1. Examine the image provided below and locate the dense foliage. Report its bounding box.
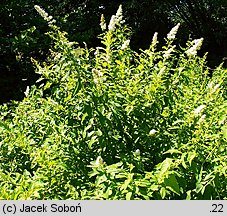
[0,0,97,103]
[0,5,226,200]
[1,0,227,103]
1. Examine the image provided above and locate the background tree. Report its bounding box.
[162,0,227,67]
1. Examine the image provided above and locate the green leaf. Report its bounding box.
[96,175,107,186]
[149,184,159,192]
[160,187,166,199]
[195,182,203,193]
[135,180,151,187]
[186,190,192,200]
[181,153,187,169]
[126,192,132,200]
[120,179,131,191]
[157,158,173,175]
[222,125,227,140]
[81,113,88,124]
[88,136,98,149]
[164,174,180,195]
[89,170,99,178]
[164,149,182,155]
[187,151,196,166]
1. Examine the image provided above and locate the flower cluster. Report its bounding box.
[151,32,158,47]
[92,68,105,85]
[108,5,124,31]
[100,14,106,31]
[198,114,206,124]
[194,104,206,116]
[24,86,30,97]
[115,4,123,23]
[167,23,180,40]
[135,149,140,156]
[208,81,214,89]
[121,39,130,50]
[211,83,220,94]
[95,156,104,166]
[149,129,157,136]
[163,45,176,59]
[158,66,166,76]
[185,38,204,56]
[34,5,56,25]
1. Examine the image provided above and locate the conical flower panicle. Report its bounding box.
[167,23,180,40]
[151,32,158,48]
[185,38,204,56]
[121,39,130,50]
[108,5,124,31]
[100,14,106,31]
[163,45,176,59]
[34,5,56,26]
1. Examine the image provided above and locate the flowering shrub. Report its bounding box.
[0,5,226,200]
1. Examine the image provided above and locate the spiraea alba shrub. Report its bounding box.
[0,5,226,200]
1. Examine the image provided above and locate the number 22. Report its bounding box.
[211,204,223,212]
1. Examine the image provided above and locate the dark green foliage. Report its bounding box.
[0,6,226,199]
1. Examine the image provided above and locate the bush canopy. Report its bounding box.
[0,5,226,200]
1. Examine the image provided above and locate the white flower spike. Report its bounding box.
[163,45,176,59]
[108,5,124,31]
[194,105,206,116]
[115,4,123,23]
[100,14,106,31]
[152,32,158,47]
[186,38,204,56]
[24,86,30,97]
[108,15,116,31]
[198,114,206,124]
[95,156,104,166]
[34,5,56,25]
[159,66,166,76]
[167,23,180,40]
[211,84,220,94]
[121,40,130,50]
